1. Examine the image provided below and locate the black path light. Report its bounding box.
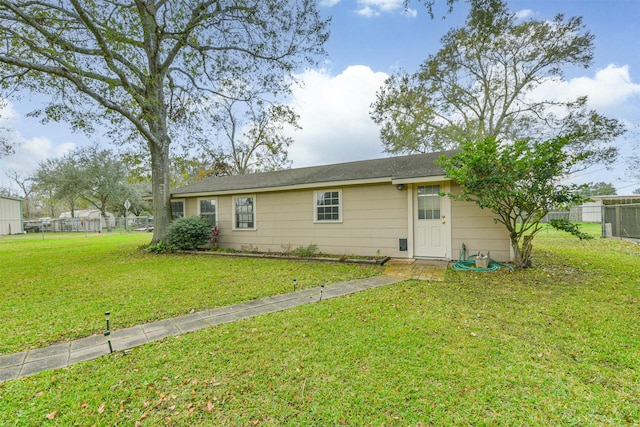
[104,311,113,354]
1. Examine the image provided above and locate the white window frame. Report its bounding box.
[170,198,185,220]
[314,189,342,223]
[198,197,218,226]
[417,185,441,220]
[232,195,256,230]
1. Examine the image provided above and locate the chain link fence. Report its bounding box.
[544,203,640,240]
[1,217,154,235]
[602,203,640,239]
[543,204,602,224]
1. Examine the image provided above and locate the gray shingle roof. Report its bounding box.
[172,150,456,195]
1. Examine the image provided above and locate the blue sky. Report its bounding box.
[2,0,639,194]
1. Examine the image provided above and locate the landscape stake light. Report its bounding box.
[104,311,113,354]
[293,279,297,291]
[320,285,324,301]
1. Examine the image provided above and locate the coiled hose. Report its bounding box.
[451,243,514,272]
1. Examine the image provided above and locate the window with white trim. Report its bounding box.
[199,198,217,226]
[315,190,341,222]
[171,200,184,220]
[417,185,441,220]
[234,196,255,229]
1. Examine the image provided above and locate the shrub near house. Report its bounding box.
[166,216,213,250]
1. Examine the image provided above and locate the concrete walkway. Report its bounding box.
[383,258,449,281]
[0,262,447,383]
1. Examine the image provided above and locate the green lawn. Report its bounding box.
[1,227,639,426]
[0,232,382,355]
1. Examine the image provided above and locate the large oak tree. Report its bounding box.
[0,0,328,242]
[371,0,624,165]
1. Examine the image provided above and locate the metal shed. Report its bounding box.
[0,195,23,235]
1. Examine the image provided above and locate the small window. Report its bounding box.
[417,185,441,220]
[234,196,255,229]
[199,199,217,226]
[171,200,184,220]
[315,190,341,222]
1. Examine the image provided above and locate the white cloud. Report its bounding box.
[1,136,75,176]
[0,100,19,122]
[532,64,640,115]
[356,6,379,17]
[355,0,413,17]
[0,100,77,189]
[528,65,640,193]
[319,0,341,6]
[514,9,534,20]
[286,65,389,167]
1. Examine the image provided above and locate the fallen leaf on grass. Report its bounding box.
[205,400,214,412]
[80,402,89,409]
[46,410,58,420]
[98,402,106,414]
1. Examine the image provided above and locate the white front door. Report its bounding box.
[414,183,450,258]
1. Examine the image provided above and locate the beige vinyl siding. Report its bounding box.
[182,180,512,261]
[184,197,198,219]
[184,183,409,257]
[449,184,512,262]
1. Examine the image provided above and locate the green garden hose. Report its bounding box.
[452,243,514,272]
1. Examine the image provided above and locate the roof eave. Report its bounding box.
[172,174,451,198]
[391,175,448,185]
[172,177,394,197]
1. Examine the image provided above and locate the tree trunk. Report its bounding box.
[512,235,534,269]
[99,207,112,232]
[149,139,172,244]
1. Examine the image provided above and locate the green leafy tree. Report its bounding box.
[371,0,624,165]
[33,155,85,218]
[74,145,133,230]
[437,136,588,269]
[0,0,328,242]
[121,151,208,188]
[33,146,132,224]
[110,183,152,218]
[0,99,14,158]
